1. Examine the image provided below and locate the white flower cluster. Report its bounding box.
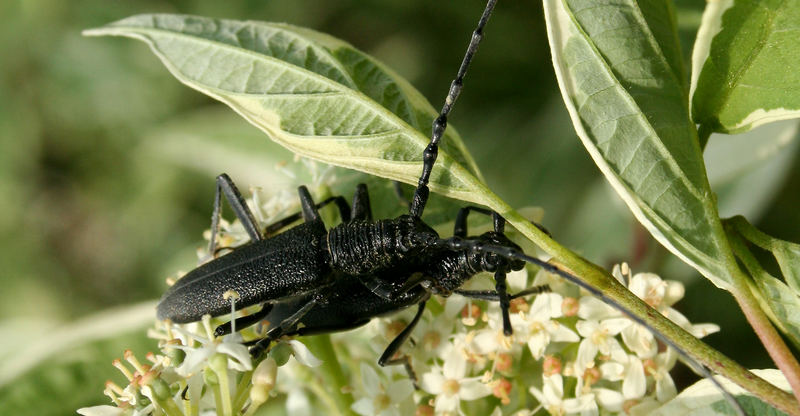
[338,263,719,416]
[78,160,721,416]
[77,313,322,416]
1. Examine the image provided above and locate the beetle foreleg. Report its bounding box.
[453,208,515,335]
[378,300,427,388]
[454,284,551,301]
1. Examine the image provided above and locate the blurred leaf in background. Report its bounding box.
[0,1,798,414]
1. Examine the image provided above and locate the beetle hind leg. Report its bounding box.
[208,174,264,259]
[249,295,322,358]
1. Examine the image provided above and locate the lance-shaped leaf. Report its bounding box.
[728,216,800,295]
[543,0,733,287]
[649,369,790,416]
[692,0,800,134]
[84,14,489,204]
[725,219,800,348]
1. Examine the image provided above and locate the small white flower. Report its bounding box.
[574,317,629,373]
[420,347,491,415]
[577,295,620,321]
[516,293,580,359]
[621,322,658,359]
[171,326,252,377]
[351,363,414,416]
[529,374,598,416]
[471,306,518,356]
[599,354,646,400]
[643,348,679,402]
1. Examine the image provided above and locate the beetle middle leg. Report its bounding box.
[249,293,325,358]
[378,300,428,388]
[213,303,275,337]
[263,183,373,236]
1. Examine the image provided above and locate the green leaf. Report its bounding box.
[691,0,800,134]
[724,217,800,348]
[649,369,790,416]
[728,216,800,297]
[753,274,800,349]
[84,14,489,204]
[543,0,733,287]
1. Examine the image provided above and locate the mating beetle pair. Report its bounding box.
[157,174,550,373]
[156,0,558,376]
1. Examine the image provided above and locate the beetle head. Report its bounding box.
[474,231,526,273]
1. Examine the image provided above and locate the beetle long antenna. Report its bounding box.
[437,237,745,416]
[409,0,498,218]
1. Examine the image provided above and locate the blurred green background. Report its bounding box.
[1,0,798,414]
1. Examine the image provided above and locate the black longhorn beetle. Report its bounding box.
[155,1,742,409]
[156,0,551,374]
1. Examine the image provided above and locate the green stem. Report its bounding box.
[232,371,254,411]
[494,201,800,415]
[698,123,714,150]
[304,334,355,415]
[725,228,800,403]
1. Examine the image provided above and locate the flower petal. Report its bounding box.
[420,370,445,395]
[176,345,212,376]
[599,361,624,382]
[622,357,646,400]
[655,370,677,402]
[547,321,580,343]
[563,394,598,416]
[542,374,564,402]
[287,340,322,367]
[351,398,374,416]
[434,394,460,414]
[443,350,467,379]
[599,318,631,335]
[217,341,253,371]
[578,297,617,320]
[576,339,598,373]
[458,378,491,401]
[359,363,382,396]
[594,387,624,412]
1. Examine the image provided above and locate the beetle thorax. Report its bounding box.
[326,215,439,276]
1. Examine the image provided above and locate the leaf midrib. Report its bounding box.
[564,2,705,202]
